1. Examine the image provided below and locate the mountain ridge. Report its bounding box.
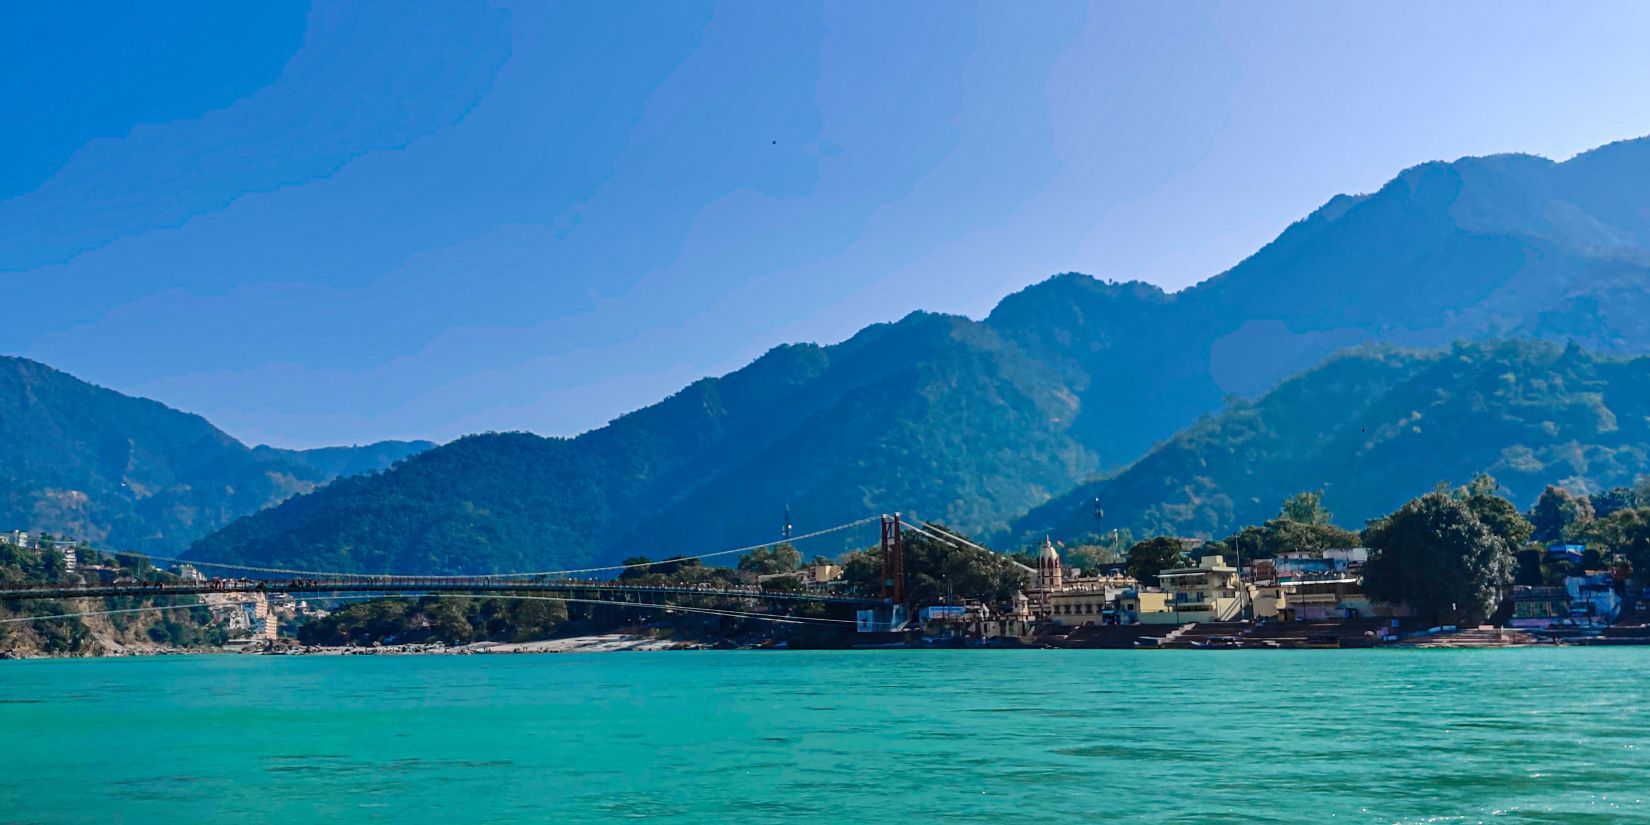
[166,134,1650,572]
[0,355,433,551]
[1011,339,1650,544]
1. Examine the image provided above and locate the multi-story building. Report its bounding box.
[1146,554,1248,624]
[1252,549,1375,621]
[1116,588,1170,623]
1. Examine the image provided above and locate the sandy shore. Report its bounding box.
[259,633,709,656]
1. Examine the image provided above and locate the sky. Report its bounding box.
[5,1,1650,448]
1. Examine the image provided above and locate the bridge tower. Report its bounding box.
[879,513,906,604]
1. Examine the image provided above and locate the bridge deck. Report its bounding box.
[0,578,880,605]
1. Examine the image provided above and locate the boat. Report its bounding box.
[1192,635,1241,650]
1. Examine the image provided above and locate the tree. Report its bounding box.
[617,556,654,580]
[738,543,802,576]
[650,556,702,578]
[1456,474,1534,549]
[839,526,1024,604]
[1529,485,1594,543]
[1126,537,1188,586]
[1590,486,1643,519]
[1574,507,1650,581]
[1362,491,1515,623]
[1280,490,1332,526]
[1064,542,1123,573]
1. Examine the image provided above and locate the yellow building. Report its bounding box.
[1046,573,1137,626]
[1146,554,1248,624]
[1117,589,1171,623]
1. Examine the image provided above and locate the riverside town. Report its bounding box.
[5,479,1648,656]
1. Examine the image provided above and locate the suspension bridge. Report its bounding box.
[0,514,1003,628]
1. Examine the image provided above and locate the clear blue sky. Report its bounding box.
[5,1,1649,448]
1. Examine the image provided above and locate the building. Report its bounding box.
[60,546,76,573]
[1546,543,1585,565]
[1026,538,1145,626]
[1566,572,1621,625]
[1251,550,1375,621]
[1116,588,1170,623]
[173,564,206,582]
[1509,586,1570,628]
[794,563,843,590]
[3,530,31,548]
[1146,554,1248,624]
[1046,573,1137,626]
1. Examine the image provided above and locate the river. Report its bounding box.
[2,648,1648,823]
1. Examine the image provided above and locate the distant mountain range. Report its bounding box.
[178,136,1650,574]
[1013,339,1650,543]
[0,356,432,551]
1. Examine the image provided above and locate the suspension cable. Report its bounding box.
[0,591,854,627]
[57,515,882,581]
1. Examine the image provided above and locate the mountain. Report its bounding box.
[0,356,433,551]
[1014,339,1650,542]
[189,136,1650,573]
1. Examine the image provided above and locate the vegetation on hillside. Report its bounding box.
[185,136,1650,575]
[0,538,225,656]
[0,355,429,551]
[1017,340,1650,546]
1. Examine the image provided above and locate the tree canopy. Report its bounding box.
[1361,491,1515,623]
[1126,537,1188,586]
[841,526,1025,605]
[737,543,802,575]
[1529,485,1594,543]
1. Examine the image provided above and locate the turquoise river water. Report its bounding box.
[3,648,1649,824]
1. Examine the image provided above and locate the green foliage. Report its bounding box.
[1529,485,1594,543]
[296,596,571,646]
[1455,475,1535,549]
[1125,537,1188,586]
[1589,481,1650,519]
[1362,491,1516,623]
[1019,340,1650,547]
[1218,492,1359,559]
[0,355,428,552]
[1573,507,1650,580]
[840,526,1024,604]
[737,544,801,575]
[0,546,221,655]
[1280,491,1332,526]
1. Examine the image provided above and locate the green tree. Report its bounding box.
[1456,474,1535,549]
[840,526,1024,604]
[1280,490,1332,526]
[1126,537,1188,586]
[738,543,802,575]
[1362,491,1515,623]
[1574,507,1650,581]
[1529,485,1594,543]
[1590,486,1641,519]
[617,556,654,580]
[1064,542,1123,573]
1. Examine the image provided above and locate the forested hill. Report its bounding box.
[189,136,1650,573]
[1013,340,1650,543]
[0,356,432,551]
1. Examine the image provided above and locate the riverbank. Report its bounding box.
[257,633,710,656]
